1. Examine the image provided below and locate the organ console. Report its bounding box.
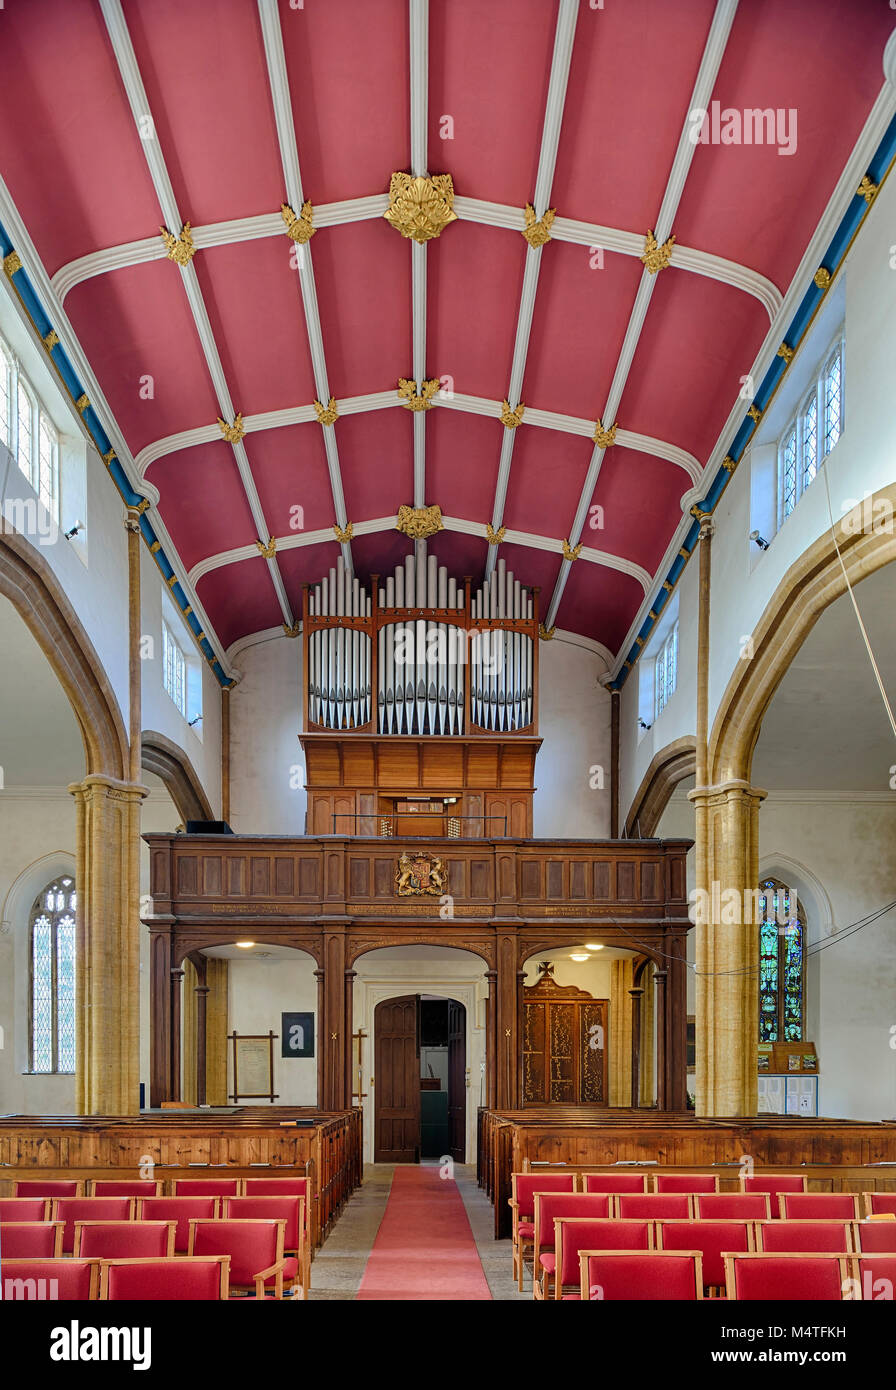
[301,551,539,736]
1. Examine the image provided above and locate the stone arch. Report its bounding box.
[0,523,128,779]
[141,730,214,824]
[708,485,896,785]
[624,736,697,837]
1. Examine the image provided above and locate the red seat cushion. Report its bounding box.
[517,1221,534,1239]
[561,1292,581,1300]
[539,1254,556,1273]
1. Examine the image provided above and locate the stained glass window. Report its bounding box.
[757,878,804,1043]
[30,877,77,1073]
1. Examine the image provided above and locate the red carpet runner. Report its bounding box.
[357,1165,492,1301]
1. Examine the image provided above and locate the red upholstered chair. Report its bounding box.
[725,1253,850,1301]
[656,1220,753,1296]
[616,1193,692,1221]
[653,1173,719,1194]
[0,1197,51,1222]
[74,1221,176,1259]
[0,1221,64,1258]
[580,1251,703,1301]
[742,1174,807,1200]
[549,1219,653,1300]
[531,1193,612,1299]
[863,1194,896,1218]
[1,1259,99,1300]
[757,1220,853,1254]
[851,1220,896,1254]
[51,1197,135,1254]
[189,1218,289,1299]
[509,1173,577,1290]
[581,1173,649,1194]
[173,1178,240,1197]
[853,1254,896,1300]
[14,1179,83,1199]
[241,1177,312,1243]
[100,1256,230,1301]
[695,1192,771,1221]
[223,1196,307,1298]
[136,1196,219,1254]
[90,1180,163,1197]
[779,1192,860,1221]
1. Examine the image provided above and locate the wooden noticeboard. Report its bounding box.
[228,1031,278,1102]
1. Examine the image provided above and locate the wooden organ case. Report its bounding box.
[301,552,542,837]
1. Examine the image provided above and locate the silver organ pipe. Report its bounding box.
[304,549,535,734]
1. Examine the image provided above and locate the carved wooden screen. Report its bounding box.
[522,973,609,1105]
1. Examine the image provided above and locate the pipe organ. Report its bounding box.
[302,553,539,737]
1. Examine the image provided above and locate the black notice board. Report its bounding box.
[281,1012,314,1059]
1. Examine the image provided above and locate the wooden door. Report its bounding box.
[447,999,466,1163]
[374,995,420,1162]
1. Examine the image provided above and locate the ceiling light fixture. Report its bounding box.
[235,941,255,949]
[570,952,590,962]
[584,943,604,951]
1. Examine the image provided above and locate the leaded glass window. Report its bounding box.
[655,621,678,718]
[823,344,842,454]
[0,343,11,450]
[779,426,797,521]
[16,377,33,483]
[38,410,58,520]
[757,877,804,1043]
[776,332,844,530]
[163,620,187,718]
[30,877,77,1073]
[801,392,817,489]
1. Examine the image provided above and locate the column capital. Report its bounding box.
[68,774,149,804]
[688,778,766,808]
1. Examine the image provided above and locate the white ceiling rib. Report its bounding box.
[257,0,352,573]
[99,0,294,627]
[543,0,739,632]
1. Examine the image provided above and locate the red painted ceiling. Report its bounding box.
[0,0,890,660]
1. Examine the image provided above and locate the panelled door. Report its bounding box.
[447,999,466,1163]
[374,995,420,1162]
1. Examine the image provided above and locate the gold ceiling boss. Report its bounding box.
[396,504,444,540]
[384,173,458,243]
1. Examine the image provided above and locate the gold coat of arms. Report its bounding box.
[395,852,447,897]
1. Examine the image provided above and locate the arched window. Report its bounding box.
[757,878,804,1043]
[29,877,76,1073]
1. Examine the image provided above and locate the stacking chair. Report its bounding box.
[695,1192,771,1221]
[100,1256,230,1301]
[223,1196,307,1298]
[616,1193,692,1221]
[0,1197,51,1222]
[14,1179,83,1199]
[724,1252,850,1301]
[52,1197,135,1254]
[0,1221,64,1258]
[853,1254,896,1299]
[779,1192,860,1221]
[531,1193,611,1298]
[90,1179,164,1197]
[173,1177,240,1198]
[580,1173,648,1194]
[580,1250,703,1301]
[656,1220,753,1297]
[189,1218,289,1299]
[74,1220,176,1259]
[1,1259,99,1300]
[548,1218,652,1300]
[509,1172,576,1290]
[757,1220,853,1254]
[653,1173,719,1194]
[136,1196,219,1254]
[851,1220,896,1253]
[863,1194,896,1218]
[742,1174,807,1202]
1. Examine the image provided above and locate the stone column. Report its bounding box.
[70,774,147,1114]
[689,778,766,1116]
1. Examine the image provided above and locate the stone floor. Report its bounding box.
[307,1162,528,1301]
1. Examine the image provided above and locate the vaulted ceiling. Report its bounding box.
[0,0,892,677]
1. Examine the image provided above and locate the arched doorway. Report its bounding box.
[373,995,466,1164]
